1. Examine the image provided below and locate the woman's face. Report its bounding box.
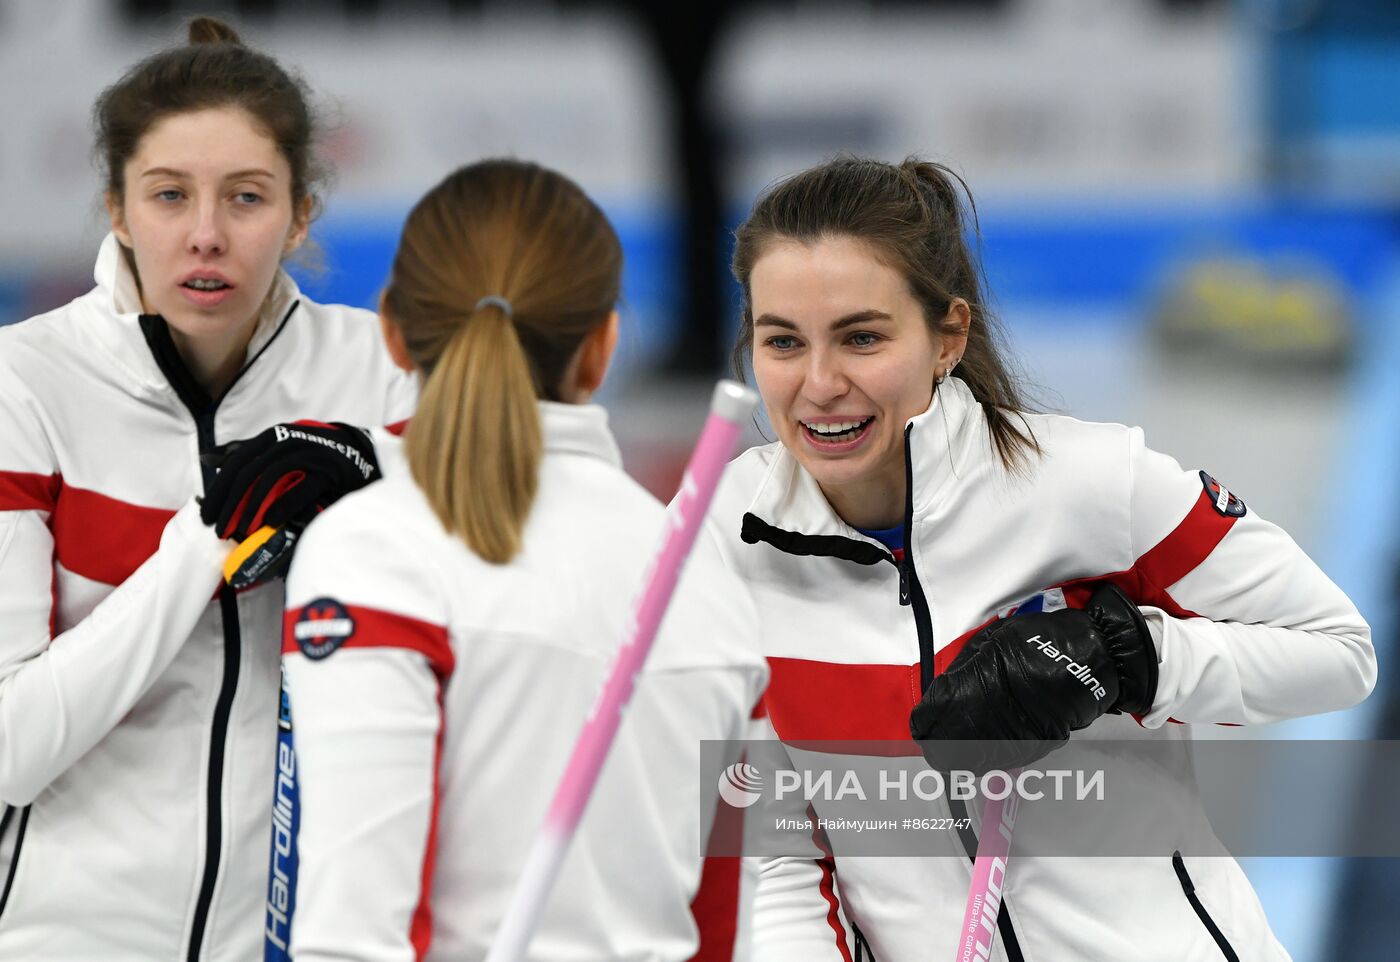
[750,235,964,525]
[107,106,308,342]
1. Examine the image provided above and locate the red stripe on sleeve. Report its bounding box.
[50,486,175,587]
[385,419,410,437]
[1136,488,1238,590]
[936,486,1238,668]
[1126,488,1237,615]
[1044,489,1237,623]
[282,603,455,680]
[1,471,67,637]
[689,781,751,961]
[0,470,61,513]
[765,485,1242,748]
[282,601,451,956]
[409,693,447,960]
[687,855,741,962]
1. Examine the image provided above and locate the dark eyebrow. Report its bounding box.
[138,167,277,180]
[754,309,893,331]
[225,168,277,181]
[139,167,190,179]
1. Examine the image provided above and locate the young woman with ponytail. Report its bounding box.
[279,159,768,961]
[705,156,1373,960]
[0,18,414,959]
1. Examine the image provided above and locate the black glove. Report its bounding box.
[200,420,379,542]
[909,584,1158,771]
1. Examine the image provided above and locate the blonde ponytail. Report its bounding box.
[406,305,542,564]
[385,159,623,565]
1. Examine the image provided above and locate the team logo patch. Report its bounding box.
[1200,471,1246,518]
[293,598,355,660]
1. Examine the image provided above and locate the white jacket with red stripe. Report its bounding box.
[280,405,770,962]
[0,234,416,961]
[706,377,1373,962]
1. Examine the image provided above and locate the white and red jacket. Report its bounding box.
[281,404,770,962]
[0,234,416,961]
[707,377,1374,962]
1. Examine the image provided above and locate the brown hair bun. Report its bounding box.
[187,16,240,46]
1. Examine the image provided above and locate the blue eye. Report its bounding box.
[155,189,183,202]
[765,335,799,351]
[848,331,881,347]
[234,192,262,205]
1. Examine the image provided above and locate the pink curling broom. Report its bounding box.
[955,771,1021,962]
[484,380,758,962]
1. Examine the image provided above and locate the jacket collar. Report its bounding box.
[740,377,983,564]
[87,233,302,398]
[540,401,623,468]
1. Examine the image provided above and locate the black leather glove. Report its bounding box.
[909,584,1158,771]
[200,420,379,542]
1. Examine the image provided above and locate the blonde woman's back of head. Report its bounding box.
[382,159,622,564]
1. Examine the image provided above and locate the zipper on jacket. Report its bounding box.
[186,584,241,961]
[0,805,31,923]
[852,923,874,960]
[1173,851,1241,961]
[138,308,295,962]
[902,423,1025,962]
[901,425,935,693]
[185,400,239,962]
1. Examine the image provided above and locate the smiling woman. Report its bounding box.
[704,156,1374,962]
[748,235,951,527]
[0,17,415,962]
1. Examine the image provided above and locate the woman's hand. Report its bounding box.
[199,420,380,542]
[909,583,1158,771]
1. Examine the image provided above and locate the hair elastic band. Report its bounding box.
[474,295,513,318]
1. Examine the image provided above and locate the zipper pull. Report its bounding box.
[898,559,911,606]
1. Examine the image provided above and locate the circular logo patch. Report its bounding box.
[293,598,355,660]
[1200,471,1247,518]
